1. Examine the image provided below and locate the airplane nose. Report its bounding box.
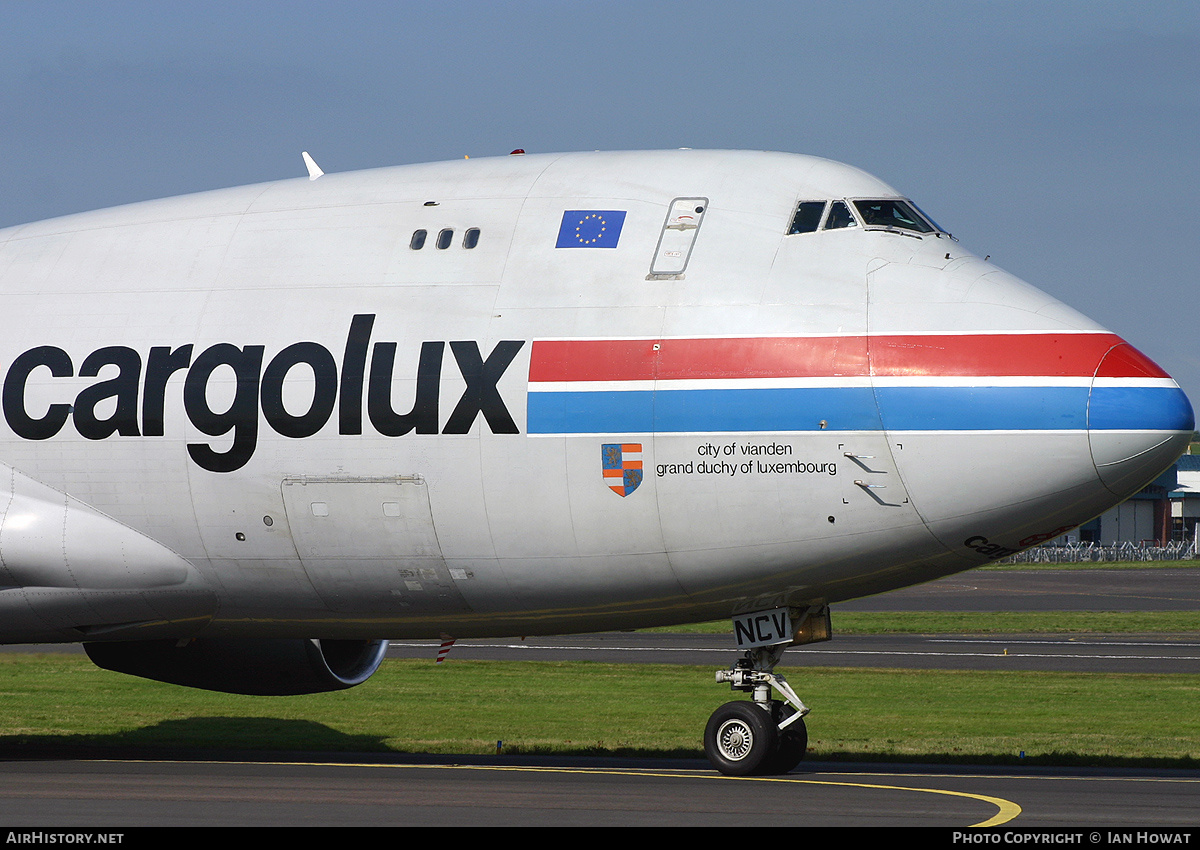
[1088,341,1195,497]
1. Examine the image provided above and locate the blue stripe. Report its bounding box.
[529,390,658,433]
[527,388,881,434]
[876,386,1088,431]
[1088,386,1195,432]
[526,385,1194,434]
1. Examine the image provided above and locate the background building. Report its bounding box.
[1171,453,1200,544]
[1049,442,1198,549]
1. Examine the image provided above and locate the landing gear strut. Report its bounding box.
[704,605,828,776]
[705,646,809,775]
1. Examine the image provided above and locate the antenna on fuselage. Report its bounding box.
[301,151,324,180]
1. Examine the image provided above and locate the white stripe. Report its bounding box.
[527,376,1177,393]
[1090,377,1180,389]
[529,377,872,392]
[531,329,1111,342]
[526,429,1098,438]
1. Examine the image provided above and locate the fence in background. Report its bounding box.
[1004,540,1198,564]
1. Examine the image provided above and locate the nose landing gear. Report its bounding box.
[706,646,810,775]
[705,604,829,776]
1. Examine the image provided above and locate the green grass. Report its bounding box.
[1,653,1198,769]
[811,667,1200,767]
[983,559,1200,571]
[830,611,1198,634]
[648,558,1200,635]
[2,557,1196,768]
[658,611,1200,635]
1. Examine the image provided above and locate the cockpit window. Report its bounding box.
[825,201,856,230]
[911,203,945,234]
[788,200,861,235]
[852,199,936,233]
[788,201,826,234]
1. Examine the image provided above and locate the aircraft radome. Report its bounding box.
[0,149,1191,775]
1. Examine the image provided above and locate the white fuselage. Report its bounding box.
[0,150,1190,642]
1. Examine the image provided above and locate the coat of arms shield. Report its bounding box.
[601,443,643,497]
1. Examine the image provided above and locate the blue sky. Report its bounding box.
[2,1,1197,407]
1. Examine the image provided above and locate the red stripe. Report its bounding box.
[528,334,1166,381]
[1093,343,1170,379]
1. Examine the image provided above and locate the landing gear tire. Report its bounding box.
[764,701,807,774]
[704,701,779,776]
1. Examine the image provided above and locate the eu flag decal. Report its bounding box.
[556,210,627,248]
[602,443,643,497]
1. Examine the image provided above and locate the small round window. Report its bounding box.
[463,228,480,249]
[436,229,454,249]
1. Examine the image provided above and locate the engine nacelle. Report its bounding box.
[84,637,389,695]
